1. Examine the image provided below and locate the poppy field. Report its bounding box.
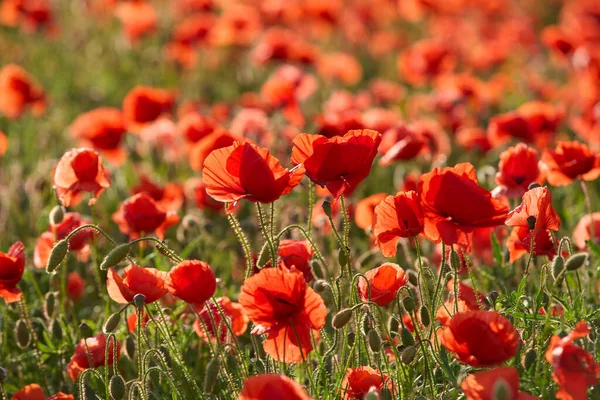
[2,0,600,399]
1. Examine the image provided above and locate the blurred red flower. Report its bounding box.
[573,212,600,250]
[461,367,540,400]
[0,241,25,304]
[10,383,45,400]
[542,141,600,186]
[239,267,326,363]
[70,107,127,165]
[355,193,387,231]
[493,144,545,199]
[122,86,176,134]
[165,260,216,306]
[114,0,157,43]
[189,129,240,172]
[132,175,185,212]
[106,265,168,304]
[0,64,46,119]
[357,262,408,306]
[341,366,393,400]
[66,272,85,302]
[193,296,248,344]
[112,193,180,239]
[67,333,120,381]
[238,374,312,400]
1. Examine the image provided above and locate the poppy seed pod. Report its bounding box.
[133,294,147,308]
[332,308,353,330]
[367,329,382,352]
[109,375,126,400]
[49,205,65,225]
[50,319,63,341]
[103,312,121,334]
[100,244,131,270]
[46,239,69,273]
[204,359,220,393]
[526,215,537,231]
[400,327,414,346]
[565,253,588,271]
[15,319,30,349]
[401,345,417,364]
[322,200,333,218]
[402,296,415,313]
[44,291,58,320]
[79,322,93,338]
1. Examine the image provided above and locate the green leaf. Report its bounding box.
[491,231,503,268]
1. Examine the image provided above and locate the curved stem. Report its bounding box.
[256,203,277,268]
[226,211,253,279]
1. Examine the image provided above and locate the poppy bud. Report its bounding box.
[338,249,348,267]
[450,249,461,272]
[204,359,220,393]
[365,391,380,400]
[15,319,30,349]
[347,332,355,348]
[387,316,399,334]
[400,327,414,346]
[133,293,147,308]
[313,279,330,294]
[50,319,63,341]
[565,252,588,271]
[524,348,537,370]
[528,182,541,190]
[401,345,417,364]
[49,205,65,225]
[380,386,393,400]
[103,312,121,334]
[332,308,353,329]
[46,239,69,273]
[552,256,565,281]
[44,291,58,320]
[225,353,237,372]
[407,270,418,286]
[492,378,511,400]
[109,375,126,400]
[0,367,6,383]
[488,291,499,304]
[79,322,93,338]
[322,200,333,218]
[526,215,537,231]
[367,329,382,352]
[125,336,136,359]
[360,314,372,336]
[100,243,130,270]
[419,305,430,327]
[402,296,415,313]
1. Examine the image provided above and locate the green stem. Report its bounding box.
[256,203,277,268]
[226,211,253,279]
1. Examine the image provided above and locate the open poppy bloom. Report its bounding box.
[70,107,127,165]
[114,0,157,43]
[461,367,540,400]
[193,296,248,344]
[106,265,168,304]
[165,260,216,306]
[52,148,111,207]
[0,64,46,119]
[436,279,487,326]
[238,267,326,363]
[542,141,600,186]
[341,366,394,400]
[573,212,600,249]
[291,129,382,199]
[372,191,424,257]
[545,321,599,400]
[238,374,312,400]
[419,163,509,248]
[67,333,120,381]
[493,144,545,199]
[507,227,556,263]
[0,241,25,303]
[506,187,561,236]
[11,383,46,400]
[177,112,218,144]
[438,310,519,367]
[378,122,428,165]
[203,142,305,207]
[355,193,387,231]
[357,262,408,306]
[112,193,180,239]
[122,86,176,134]
[189,128,240,172]
[33,212,94,268]
[132,175,185,212]
[277,240,315,282]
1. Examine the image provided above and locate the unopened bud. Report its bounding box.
[407,270,418,286]
[552,256,565,281]
[79,322,93,338]
[50,319,63,340]
[400,327,414,346]
[204,359,220,393]
[103,312,121,334]
[100,244,130,270]
[401,345,417,364]
[387,316,399,334]
[524,349,537,370]
[322,200,333,218]
[332,308,353,330]
[44,291,59,320]
[347,332,355,347]
[526,216,537,231]
[46,239,69,273]
[313,279,330,294]
[367,329,382,352]
[488,291,499,303]
[125,336,136,359]
[565,253,588,271]
[109,375,126,400]
[15,319,30,349]
[402,296,415,313]
[419,305,430,327]
[338,249,349,267]
[49,205,65,225]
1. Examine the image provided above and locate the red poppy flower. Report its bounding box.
[34,212,94,268]
[70,107,127,165]
[461,367,540,400]
[455,127,492,154]
[341,366,394,400]
[542,141,600,186]
[67,272,85,302]
[203,142,305,206]
[0,241,25,304]
[11,384,46,400]
[545,321,600,400]
[177,112,217,144]
[317,52,363,85]
[210,4,261,47]
[188,128,240,172]
[507,227,556,263]
[48,393,75,400]
[0,64,46,119]
[436,279,487,326]
[193,296,248,344]
[277,240,315,282]
[506,187,561,235]
[378,122,427,165]
[165,260,216,306]
[238,374,312,400]
[52,148,111,207]
[291,129,381,199]
[230,108,273,147]
[67,333,120,381]
[493,144,544,199]
[106,265,168,304]
[112,193,180,239]
[253,28,320,66]
[354,193,387,231]
[238,267,326,363]
[438,310,519,367]
[122,86,176,134]
[132,175,185,212]
[419,163,509,248]
[538,305,564,317]
[357,263,408,307]
[186,177,223,212]
[573,212,600,250]
[372,191,424,257]
[397,39,455,86]
[114,1,157,43]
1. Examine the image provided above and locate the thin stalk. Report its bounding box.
[256,203,277,268]
[226,211,253,279]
